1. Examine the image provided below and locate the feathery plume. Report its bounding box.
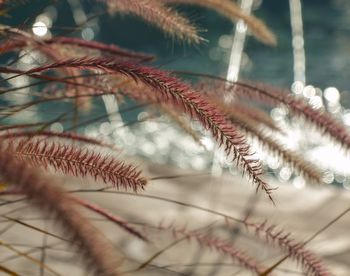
[0,28,152,61]
[247,221,330,276]
[165,0,277,45]
[6,139,147,191]
[116,80,204,146]
[100,0,203,43]
[0,146,121,276]
[0,130,118,151]
[46,36,154,61]
[159,105,204,147]
[229,102,282,132]
[159,223,266,274]
[200,79,350,151]
[202,94,322,183]
[22,57,274,200]
[232,81,350,150]
[227,109,324,184]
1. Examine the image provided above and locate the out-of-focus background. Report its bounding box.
[3,0,350,186]
[4,0,350,87]
[1,1,350,275]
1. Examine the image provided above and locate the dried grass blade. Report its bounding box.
[165,0,276,45]
[100,0,203,43]
[0,147,122,275]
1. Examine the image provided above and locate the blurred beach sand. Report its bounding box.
[0,163,349,275]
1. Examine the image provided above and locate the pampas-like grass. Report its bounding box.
[21,57,274,200]
[46,36,154,61]
[246,220,330,276]
[165,0,277,45]
[0,2,341,274]
[0,146,121,276]
[198,78,350,151]
[6,138,147,191]
[230,112,324,184]
[159,223,266,274]
[233,81,350,150]
[228,102,283,132]
[158,105,204,146]
[123,192,331,276]
[0,29,153,61]
[100,0,203,43]
[216,103,324,184]
[0,130,117,151]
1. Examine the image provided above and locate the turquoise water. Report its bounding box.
[95,1,350,91]
[3,1,350,90]
[3,1,350,117]
[2,1,350,187]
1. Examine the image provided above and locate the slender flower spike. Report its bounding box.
[210,99,324,184]
[199,79,350,152]
[0,145,122,276]
[165,0,277,45]
[232,81,350,150]
[0,130,118,151]
[100,0,203,43]
[247,221,330,276]
[6,138,147,192]
[160,224,266,274]
[24,57,274,200]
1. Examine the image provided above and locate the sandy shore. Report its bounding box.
[0,163,349,275]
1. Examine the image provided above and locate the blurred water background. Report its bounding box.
[2,0,350,87]
[2,0,350,188]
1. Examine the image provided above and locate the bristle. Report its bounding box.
[0,26,153,61]
[209,98,324,184]
[0,146,121,276]
[230,102,283,132]
[159,105,204,147]
[22,57,274,200]
[230,111,324,184]
[115,80,204,146]
[201,79,350,152]
[165,0,277,45]
[0,130,118,151]
[159,223,265,274]
[45,36,154,61]
[233,81,350,151]
[6,138,147,192]
[100,0,203,43]
[247,221,330,276]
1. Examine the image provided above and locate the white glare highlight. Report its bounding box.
[82,27,95,40]
[303,85,316,98]
[293,176,305,189]
[279,167,292,181]
[291,81,304,94]
[324,87,340,103]
[32,21,48,37]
